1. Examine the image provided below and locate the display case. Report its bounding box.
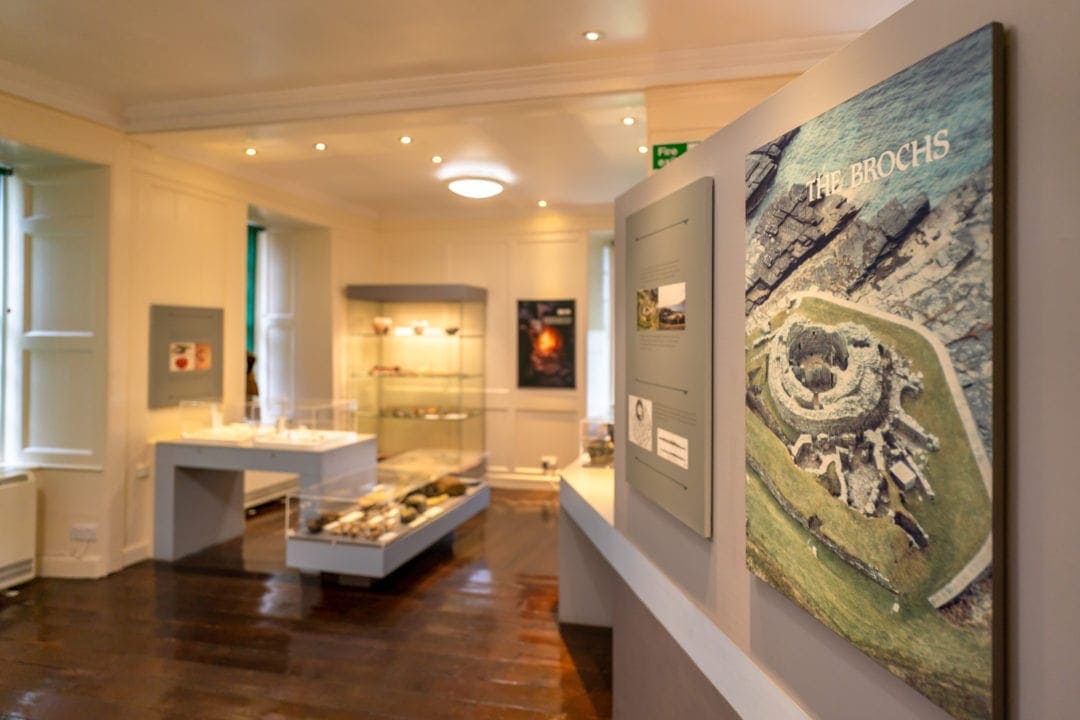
[285,465,490,577]
[580,418,615,468]
[176,398,360,449]
[345,284,487,474]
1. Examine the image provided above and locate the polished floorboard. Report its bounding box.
[0,489,612,720]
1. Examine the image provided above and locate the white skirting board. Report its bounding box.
[38,554,108,580]
[559,475,808,720]
[484,471,562,491]
[243,471,299,509]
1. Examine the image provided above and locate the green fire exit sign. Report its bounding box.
[652,142,700,170]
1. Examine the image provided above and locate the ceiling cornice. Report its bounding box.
[140,144,381,221]
[125,33,859,133]
[0,57,124,129]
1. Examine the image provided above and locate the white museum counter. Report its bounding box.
[558,456,807,719]
[153,433,377,561]
[558,456,617,627]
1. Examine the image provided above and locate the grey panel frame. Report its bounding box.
[625,177,714,538]
[148,304,224,409]
[345,284,487,303]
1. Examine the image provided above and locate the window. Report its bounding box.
[246,224,262,355]
[3,165,108,468]
[586,233,614,419]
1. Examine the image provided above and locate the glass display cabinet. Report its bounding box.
[285,465,490,577]
[344,284,487,475]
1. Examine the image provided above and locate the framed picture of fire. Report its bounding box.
[517,299,576,389]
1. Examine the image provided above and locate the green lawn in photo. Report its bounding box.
[745,295,993,718]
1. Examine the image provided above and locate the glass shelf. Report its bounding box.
[350,332,484,340]
[360,372,482,380]
[377,413,481,422]
[345,285,487,467]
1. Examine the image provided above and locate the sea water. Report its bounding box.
[748,25,994,232]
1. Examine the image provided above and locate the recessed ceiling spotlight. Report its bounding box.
[638,145,649,154]
[244,147,257,157]
[583,30,604,41]
[448,178,504,199]
[399,135,412,145]
[314,142,327,151]
[622,116,636,126]
[431,155,443,164]
[537,200,548,208]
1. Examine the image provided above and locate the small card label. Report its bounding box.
[657,428,689,470]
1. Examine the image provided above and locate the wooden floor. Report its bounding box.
[0,489,612,720]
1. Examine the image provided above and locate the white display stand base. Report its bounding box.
[558,456,808,719]
[286,485,490,578]
[558,457,617,627]
[153,435,377,561]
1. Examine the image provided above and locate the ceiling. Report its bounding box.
[0,0,909,220]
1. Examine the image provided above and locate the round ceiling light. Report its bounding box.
[244,147,257,156]
[314,141,327,151]
[583,30,604,41]
[537,200,548,208]
[399,135,412,145]
[622,116,636,126]
[448,178,504,199]
[431,155,443,164]
[638,145,649,154]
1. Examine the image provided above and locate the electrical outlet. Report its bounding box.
[134,463,150,480]
[70,523,97,542]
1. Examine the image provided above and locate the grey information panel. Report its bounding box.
[148,304,224,409]
[625,177,714,537]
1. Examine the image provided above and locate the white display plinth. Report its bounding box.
[153,433,377,561]
[558,455,617,627]
[286,484,490,578]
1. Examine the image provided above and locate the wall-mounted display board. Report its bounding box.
[744,24,1003,719]
[625,177,714,538]
[148,305,224,409]
[517,299,576,388]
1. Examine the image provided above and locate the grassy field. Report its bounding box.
[745,295,993,718]
[748,467,992,718]
[747,409,921,593]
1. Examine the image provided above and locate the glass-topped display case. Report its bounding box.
[176,398,360,449]
[287,467,483,547]
[345,284,487,474]
[285,465,491,577]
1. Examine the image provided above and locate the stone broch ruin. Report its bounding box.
[766,315,938,548]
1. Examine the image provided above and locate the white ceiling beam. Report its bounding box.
[125,33,858,133]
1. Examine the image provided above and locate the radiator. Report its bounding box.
[0,473,36,590]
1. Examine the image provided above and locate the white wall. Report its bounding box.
[613,0,1080,718]
[371,213,610,476]
[0,91,378,576]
